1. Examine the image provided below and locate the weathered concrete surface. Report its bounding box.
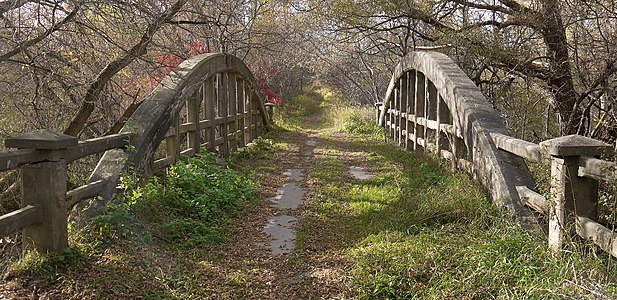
[6,129,78,150]
[380,52,538,228]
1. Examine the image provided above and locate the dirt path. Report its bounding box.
[216,124,350,299]
[1,114,360,299]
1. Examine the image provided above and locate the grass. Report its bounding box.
[288,87,617,299]
[1,141,276,299]
[2,85,616,299]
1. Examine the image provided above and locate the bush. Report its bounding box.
[87,151,255,248]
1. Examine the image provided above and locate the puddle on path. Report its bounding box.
[256,215,297,255]
[349,166,374,180]
[306,139,318,147]
[283,168,304,181]
[268,183,305,209]
[260,168,307,254]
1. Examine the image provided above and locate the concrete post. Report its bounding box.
[374,102,383,125]
[5,129,77,253]
[539,135,612,252]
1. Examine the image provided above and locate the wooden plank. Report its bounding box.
[219,73,229,155]
[578,157,617,182]
[247,92,255,141]
[0,149,47,172]
[22,160,68,252]
[187,88,201,154]
[516,185,547,214]
[180,148,196,157]
[204,77,216,151]
[435,93,443,153]
[237,79,247,147]
[228,74,238,152]
[198,120,212,128]
[65,132,133,162]
[406,70,416,150]
[67,179,107,209]
[576,216,617,258]
[414,71,425,151]
[153,156,174,171]
[165,116,181,164]
[490,132,543,162]
[416,117,439,131]
[0,205,39,237]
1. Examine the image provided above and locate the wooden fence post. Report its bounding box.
[539,135,612,252]
[374,102,383,125]
[5,130,77,253]
[414,72,425,153]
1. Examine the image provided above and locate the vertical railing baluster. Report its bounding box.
[204,77,216,151]
[228,74,238,152]
[165,116,180,164]
[436,96,449,154]
[219,73,229,155]
[237,79,246,147]
[406,71,416,151]
[414,72,426,153]
[399,77,407,147]
[187,88,201,155]
[427,80,438,150]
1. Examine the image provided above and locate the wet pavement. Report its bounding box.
[349,166,374,180]
[258,138,318,255]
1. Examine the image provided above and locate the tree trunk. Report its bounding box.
[540,0,580,134]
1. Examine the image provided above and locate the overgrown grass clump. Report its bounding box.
[89,150,256,248]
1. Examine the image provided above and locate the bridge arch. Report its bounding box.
[378,51,537,226]
[89,53,271,207]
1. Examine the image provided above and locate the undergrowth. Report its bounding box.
[94,150,257,248]
[3,145,268,289]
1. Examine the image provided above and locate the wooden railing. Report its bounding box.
[0,131,132,251]
[0,53,271,253]
[491,133,616,257]
[377,51,616,258]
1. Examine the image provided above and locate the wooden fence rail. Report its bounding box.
[377,51,617,258]
[491,133,617,257]
[0,53,271,254]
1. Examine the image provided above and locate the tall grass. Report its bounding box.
[287,88,617,299]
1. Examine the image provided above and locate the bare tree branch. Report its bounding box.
[63,0,189,136]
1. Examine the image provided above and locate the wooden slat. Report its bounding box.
[516,185,547,214]
[67,179,107,209]
[204,77,216,151]
[237,79,247,147]
[153,156,174,171]
[219,73,229,155]
[578,157,617,182]
[490,132,543,162]
[65,132,133,162]
[0,205,38,237]
[187,87,201,153]
[0,133,132,171]
[228,74,238,152]
[416,117,439,131]
[179,122,196,134]
[180,148,196,157]
[576,216,617,258]
[0,149,47,172]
